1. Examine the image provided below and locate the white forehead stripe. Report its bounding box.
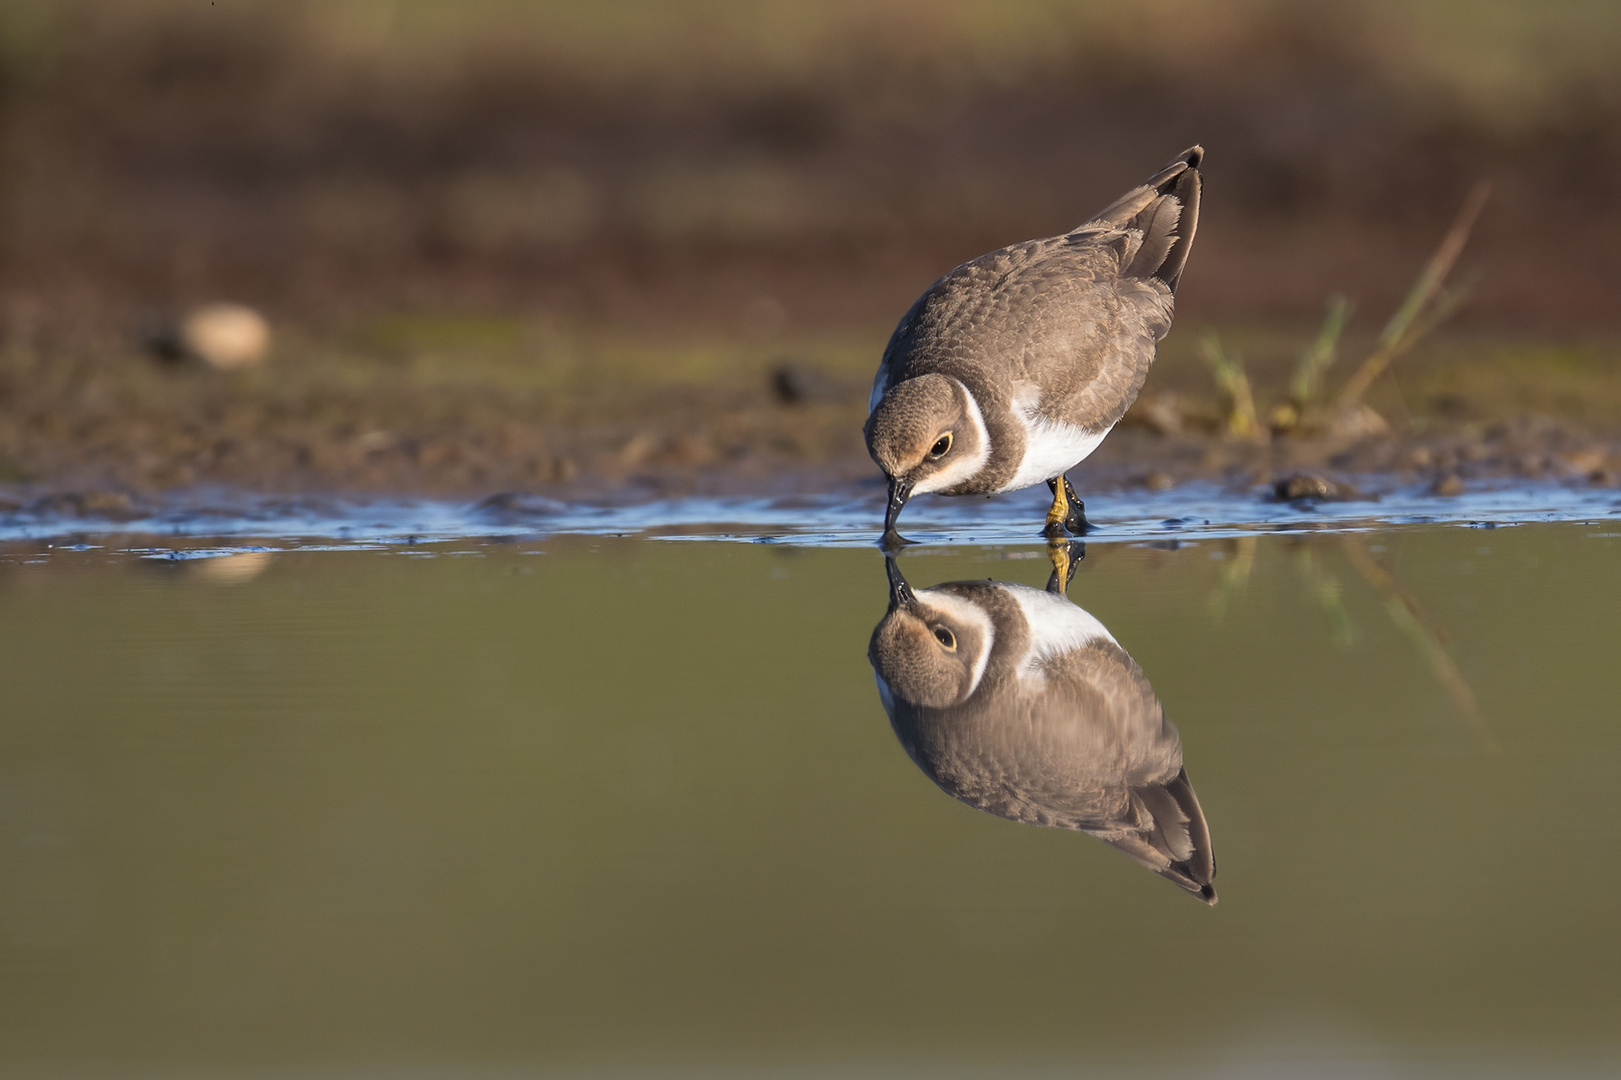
[911,378,991,496]
[915,589,995,698]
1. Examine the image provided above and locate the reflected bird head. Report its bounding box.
[870,560,995,709]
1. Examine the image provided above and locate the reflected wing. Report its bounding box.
[1040,641,1217,903]
[1097,767,1218,905]
[903,638,1218,903]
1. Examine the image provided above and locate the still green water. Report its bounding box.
[1,524,1618,1075]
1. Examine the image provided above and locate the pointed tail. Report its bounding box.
[1081,145,1203,294]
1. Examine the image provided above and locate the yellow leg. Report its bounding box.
[1044,474,1092,536]
[1043,477,1069,538]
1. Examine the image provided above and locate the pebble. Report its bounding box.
[178,303,271,369]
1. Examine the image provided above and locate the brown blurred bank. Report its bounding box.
[1,0,1619,501]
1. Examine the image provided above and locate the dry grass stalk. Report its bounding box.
[1335,182,1492,409]
[1291,294,1353,406]
[1270,295,1353,432]
[1199,333,1266,443]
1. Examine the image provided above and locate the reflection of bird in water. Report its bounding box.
[866,147,1202,543]
[869,547,1217,903]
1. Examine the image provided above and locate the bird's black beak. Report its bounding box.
[881,477,914,547]
[884,555,917,613]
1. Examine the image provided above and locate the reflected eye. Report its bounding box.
[932,626,956,650]
[930,434,953,458]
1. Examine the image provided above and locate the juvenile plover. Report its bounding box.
[867,146,1203,542]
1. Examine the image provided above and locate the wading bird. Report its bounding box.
[866,147,1203,543]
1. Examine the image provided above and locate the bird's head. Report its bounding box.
[869,558,995,710]
[865,374,989,537]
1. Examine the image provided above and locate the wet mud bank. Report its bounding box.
[3,333,1620,522]
[3,413,1619,547]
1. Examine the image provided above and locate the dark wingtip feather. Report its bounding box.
[1111,765,1217,903]
[1152,149,1202,293]
[1089,146,1203,294]
[1141,146,1203,192]
[1164,766,1216,890]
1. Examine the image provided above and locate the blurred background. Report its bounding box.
[1,0,1619,498]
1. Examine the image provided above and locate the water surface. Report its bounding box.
[1,519,1618,1076]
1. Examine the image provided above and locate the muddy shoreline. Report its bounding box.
[4,331,1619,524]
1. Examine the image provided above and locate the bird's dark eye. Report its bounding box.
[930,434,953,457]
[933,626,956,649]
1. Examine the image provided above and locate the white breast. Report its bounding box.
[1000,387,1113,493]
[1007,586,1116,684]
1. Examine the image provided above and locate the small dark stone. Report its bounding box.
[474,492,568,519]
[1429,393,1472,419]
[1271,473,1358,502]
[770,361,839,405]
[141,318,188,363]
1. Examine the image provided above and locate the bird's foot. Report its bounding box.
[1063,502,1093,536]
[1061,477,1093,535]
[1044,475,1094,537]
[879,528,914,553]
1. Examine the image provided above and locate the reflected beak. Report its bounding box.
[884,556,917,612]
[882,477,914,543]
